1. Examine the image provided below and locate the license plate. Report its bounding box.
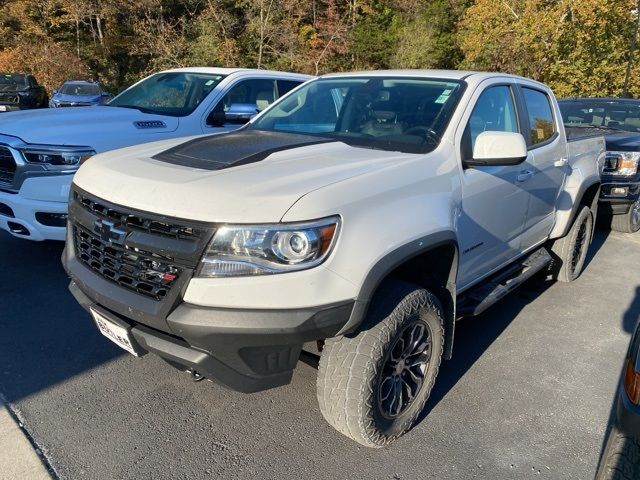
[0,106,6,112]
[90,308,140,356]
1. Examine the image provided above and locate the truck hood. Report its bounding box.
[73,130,419,223]
[0,106,179,150]
[605,131,640,152]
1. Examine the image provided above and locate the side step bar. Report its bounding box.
[456,247,553,317]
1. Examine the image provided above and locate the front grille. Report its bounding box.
[73,223,181,300]
[0,146,16,186]
[74,191,202,240]
[0,93,18,104]
[58,102,93,107]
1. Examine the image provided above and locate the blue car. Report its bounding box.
[49,80,111,108]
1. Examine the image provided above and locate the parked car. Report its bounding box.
[596,317,640,479]
[62,70,604,446]
[0,67,311,240]
[49,80,111,108]
[559,98,640,233]
[0,73,48,111]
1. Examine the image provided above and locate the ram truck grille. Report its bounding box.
[0,93,18,104]
[0,146,16,187]
[73,223,181,300]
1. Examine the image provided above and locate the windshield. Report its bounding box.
[109,72,226,117]
[559,100,640,133]
[0,74,27,86]
[251,76,465,153]
[60,83,100,96]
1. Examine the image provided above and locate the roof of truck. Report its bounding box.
[320,70,548,87]
[160,67,312,79]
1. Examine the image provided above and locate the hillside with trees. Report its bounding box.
[1,0,639,97]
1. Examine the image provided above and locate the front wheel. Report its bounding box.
[316,280,444,447]
[550,205,593,282]
[611,200,640,234]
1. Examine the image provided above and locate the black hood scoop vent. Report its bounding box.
[152,129,334,171]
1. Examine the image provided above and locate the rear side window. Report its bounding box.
[522,87,556,146]
[277,80,303,97]
[462,85,519,160]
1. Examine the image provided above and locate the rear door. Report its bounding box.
[516,84,566,251]
[456,80,532,288]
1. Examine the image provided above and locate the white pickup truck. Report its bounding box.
[63,70,604,446]
[0,67,310,240]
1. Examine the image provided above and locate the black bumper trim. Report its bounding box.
[68,279,354,393]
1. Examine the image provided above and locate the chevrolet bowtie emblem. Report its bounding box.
[93,220,126,245]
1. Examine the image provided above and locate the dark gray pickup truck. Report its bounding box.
[0,73,48,111]
[559,98,640,233]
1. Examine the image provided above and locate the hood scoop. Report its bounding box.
[152,129,334,171]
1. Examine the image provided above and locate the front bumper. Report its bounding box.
[0,190,67,241]
[63,234,354,392]
[0,175,72,241]
[599,180,640,215]
[0,105,22,112]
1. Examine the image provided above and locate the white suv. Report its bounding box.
[0,68,311,240]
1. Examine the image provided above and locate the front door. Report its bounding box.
[456,82,531,289]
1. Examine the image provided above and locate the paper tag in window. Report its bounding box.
[435,89,453,104]
[537,128,545,139]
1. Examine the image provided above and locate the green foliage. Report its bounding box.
[0,0,638,98]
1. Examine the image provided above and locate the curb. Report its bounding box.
[0,402,55,480]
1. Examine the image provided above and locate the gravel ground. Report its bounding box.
[0,228,638,480]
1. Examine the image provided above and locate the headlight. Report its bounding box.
[20,147,95,171]
[605,151,640,176]
[197,216,340,277]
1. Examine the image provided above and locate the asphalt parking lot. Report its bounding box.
[1,228,639,480]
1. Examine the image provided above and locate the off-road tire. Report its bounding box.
[596,424,640,480]
[551,205,593,283]
[317,280,444,447]
[611,200,640,234]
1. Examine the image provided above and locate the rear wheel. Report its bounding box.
[550,205,593,282]
[611,200,640,234]
[317,280,444,447]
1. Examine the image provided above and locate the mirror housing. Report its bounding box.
[465,131,528,167]
[52,89,58,95]
[207,103,257,127]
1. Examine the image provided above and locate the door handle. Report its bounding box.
[517,170,534,182]
[554,157,568,168]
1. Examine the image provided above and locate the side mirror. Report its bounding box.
[207,103,257,127]
[52,90,58,95]
[224,103,258,124]
[466,131,528,167]
[207,109,227,127]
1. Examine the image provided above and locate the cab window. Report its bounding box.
[522,87,556,146]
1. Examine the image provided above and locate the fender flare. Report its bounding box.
[550,177,601,240]
[337,230,459,359]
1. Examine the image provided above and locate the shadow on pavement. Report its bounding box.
[416,272,555,424]
[622,286,640,334]
[0,233,124,402]
[596,285,640,477]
